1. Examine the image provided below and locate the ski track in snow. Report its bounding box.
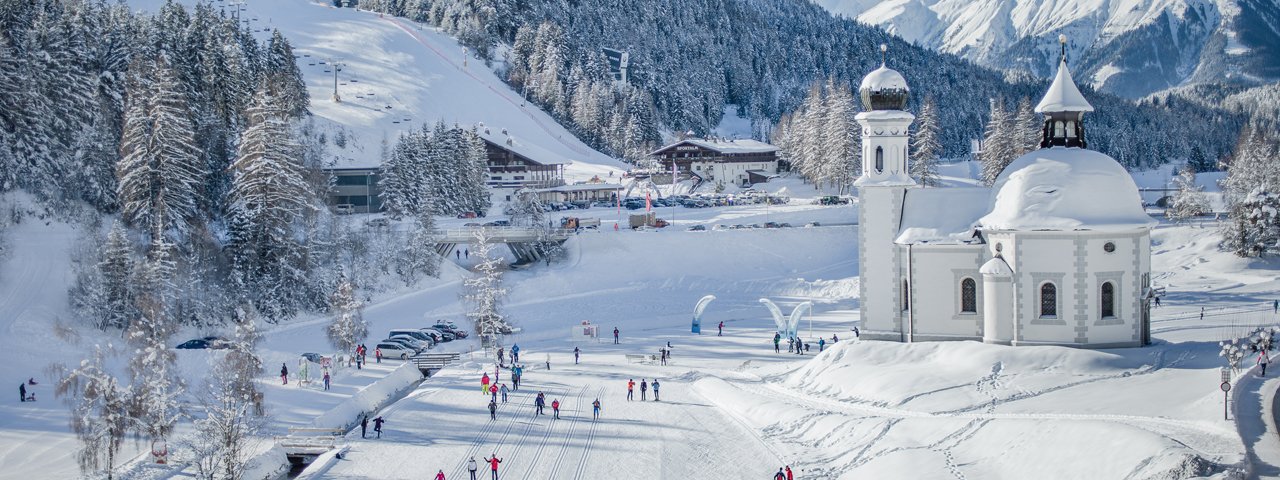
[570,387,608,480]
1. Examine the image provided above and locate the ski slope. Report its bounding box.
[130,0,627,182]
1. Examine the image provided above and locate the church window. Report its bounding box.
[960,278,977,313]
[1040,283,1057,317]
[1101,282,1115,318]
[1066,121,1077,138]
[1054,121,1065,138]
[902,279,909,311]
[875,147,884,173]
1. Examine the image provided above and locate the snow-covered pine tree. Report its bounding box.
[771,113,796,173]
[398,210,442,286]
[99,222,135,330]
[55,346,131,480]
[821,78,858,193]
[128,239,184,447]
[911,96,942,187]
[1221,126,1280,257]
[458,127,493,215]
[1231,187,1280,257]
[379,132,424,219]
[326,272,367,354]
[266,30,309,118]
[227,86,316,320]
[1166,166,1209,223]
[795,82,826,186]
[1012,97,1040,157]
[980,98,1014,186]
[463,228,509,343]
[117,54,206,236]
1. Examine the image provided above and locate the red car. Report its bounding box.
[457,212,477,219]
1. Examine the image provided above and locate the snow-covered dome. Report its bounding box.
[1035,58,1094,114]
[859,66,910,111]
[979,256,1013,276]
[978,148,1156,231]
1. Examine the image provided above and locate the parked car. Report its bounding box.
[687,225,707,231]
[457,211,477,219]
[301,352,325,364]
[712,224,729,231]
[382,337,424,353]
[176,339,211,349]
[419,327,453,342]
[464,222,481,227]
[388,335,431,351]
[366,218,391,228]
[431,323,468,338]
[388,329,437,347]
[375,342,417,360]
[804,221,821,228]
[764,222,781,228]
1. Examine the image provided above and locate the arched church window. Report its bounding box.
[1040,283,1057,317]
[960,278,977,313]
[902,279,909,311]
[1054,121,1065,138]
[1101,282,1115,318]
[1066,121,1077,138]
[875,147,884,173]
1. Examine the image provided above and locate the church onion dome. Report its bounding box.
[1037,35,1092,148]
[980,256,1012,277]
[978,148,1157,232]
[859,45,910,111]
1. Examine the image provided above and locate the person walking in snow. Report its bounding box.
[511,344,520,363]
[574,346,580,364]
[281,363,289,385]
[718,321,724,336]
[375,347,382,364]
[640,379,648,401]
[435,469,446,480]
[488,399,497,420]
[613,327,620,344]
[512,371,521,391]
[484,454,501,480]
[323,371,331,391]
[535,392,546,415]
[832,334,839,343]
[774,468,786,480]
[360,414,368,438]
[773,333,781,353]
[456,250,461,260]
[467,457,479,480]
[592,399,601,419]
[19,383,25,402]
[373,416,385,438]
[545,353,551,371]
[787,336,794,353]
[627,379,635,401]
[1260,350,1271,377]
[497,347,505,365]
[481,372,490,394]
[552,398,561,419]
[652,379,660,401]
[785,465,794,480]
[500,384,509,403]
[1274,299,1278,314]
[489,383,498,402]
[819,337,826,352]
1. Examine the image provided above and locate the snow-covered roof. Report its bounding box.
[895,187,992,244]
[538,183,624,193]
[651,138,778,156]
[979,147,1156,231]
[859,66,909,92]
[980,256,1012,276]
[476,126,571,166]
[1035,59,1094,114]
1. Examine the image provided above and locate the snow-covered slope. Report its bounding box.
[129,0,626,182]
[813,0,1279,97]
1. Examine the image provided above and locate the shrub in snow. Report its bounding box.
[326,274,367,355]
[464,229,510,342]
[1220,339,1246,373]
[184,312,266,480]
[1165,166,1209,223]
[54,346,131,480]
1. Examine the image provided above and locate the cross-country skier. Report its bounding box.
[592,399,601,419]
[545,353,551,370]
[613,327,620,344]
[652,380,660,401]
[467,457,479,480]
[819,337,826,352]
[574,347,580,364]
[511,344,520,363]
[281,363,288,384]
[19,383,25,402]
[498,347,505,365]
[1260,350,1271,377]
[481,372,490,394]
[488,400,497,420]
[500,384,509,403]
[786,465,794,480]
[489,384,498,402]
[535,392,546,415]
[774,467,786,480]
[718,321,724,336]
[552,399,561,419]
[435,469,446,480]
[774,333,781,353]
[627,379,635,401]
[484,454,501,480]
[640,379,648,401]
[373,416,385,438]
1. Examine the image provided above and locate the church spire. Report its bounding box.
[1036,35,1093,148]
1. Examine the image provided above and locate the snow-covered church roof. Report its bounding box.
[859,66,909,92]
[895,187,992,244]
[1035,59,1093,114]
[978,147,1156,232]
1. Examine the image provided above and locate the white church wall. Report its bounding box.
[901,244,986,340]
[858,187,908,339]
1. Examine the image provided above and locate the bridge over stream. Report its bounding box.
[431,227,576,266]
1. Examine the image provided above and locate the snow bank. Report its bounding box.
[310,361,424,430]
[979,147,1156,231]
[294,444,350,480]
[242,445,291,480]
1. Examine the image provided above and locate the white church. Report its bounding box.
[855,48,1157,348]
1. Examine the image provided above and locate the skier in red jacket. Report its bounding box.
[434,470,446,480]
[484,455,502,480]
[785,465,794,480]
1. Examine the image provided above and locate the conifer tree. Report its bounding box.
[266,30,309,118]
[821,78,858,193]
[1012,97,1040,157]
[1166,165,1209,223]
[980,98,1014,186]
[326,273,367,354]
[911,96,942,187]
[464,229,509,342]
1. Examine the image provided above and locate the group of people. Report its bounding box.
[359,414,386,439]
[626,378,660,401]
[17,377,35,402]
[352,344,373,369]
[773,332,844,354]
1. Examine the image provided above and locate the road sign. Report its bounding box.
[1220,381,1231,393]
